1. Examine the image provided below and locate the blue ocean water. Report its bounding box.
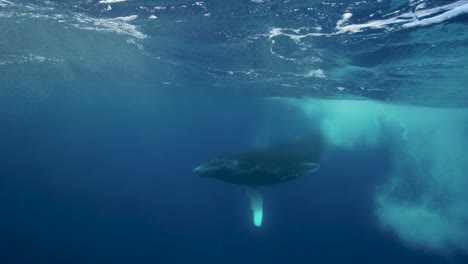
[1,0,468,263]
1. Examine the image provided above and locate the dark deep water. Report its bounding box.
[1,0,468,263]
[0,93,464,263]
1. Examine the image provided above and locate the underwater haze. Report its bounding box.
[1,0,468,263]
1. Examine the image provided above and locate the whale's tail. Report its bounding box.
[246,188,263,227]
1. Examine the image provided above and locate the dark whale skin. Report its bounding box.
[194,132,324,187]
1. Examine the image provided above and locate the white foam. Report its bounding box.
[112,15,138,21]
[296,99,468,253]
[126,38,143,49]
[303,69,326,78]
[0,54,64,65]
[0,0,14,7]
[336,12,353,27]
[269,27,326,42]
[336,16,406,33]
[269,0,468,43]
[74,14,147,39]
[0,1,147,39]
[99,0,127,4]
[337,0,468,33]
[402,2,468,28]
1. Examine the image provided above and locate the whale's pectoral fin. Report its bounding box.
[246,188,263,227]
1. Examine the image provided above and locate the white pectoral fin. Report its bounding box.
[246,188,263,227]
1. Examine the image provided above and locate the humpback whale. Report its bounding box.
[194,132,324,227]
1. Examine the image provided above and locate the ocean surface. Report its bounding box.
[1,0,468,263]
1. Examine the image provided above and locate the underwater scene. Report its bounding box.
[1,0,468,263]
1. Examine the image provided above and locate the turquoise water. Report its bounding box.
[1,0,468,263]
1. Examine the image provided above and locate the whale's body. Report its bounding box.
[193,132,324,227]
[194,133,323,187]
